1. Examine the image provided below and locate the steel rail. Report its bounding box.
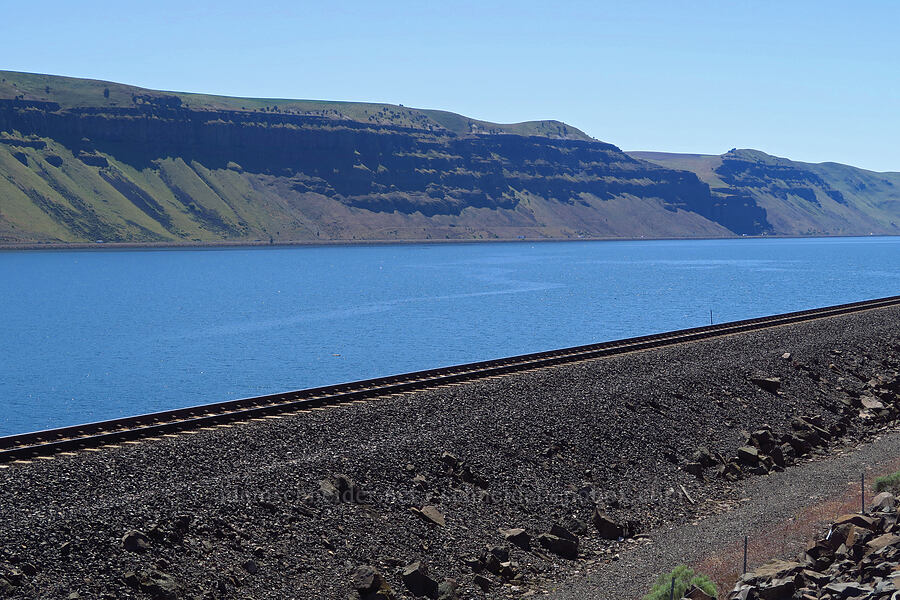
[2,294,899,463]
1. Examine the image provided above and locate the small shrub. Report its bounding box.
[643,565,717,600]
[875,471,900,494]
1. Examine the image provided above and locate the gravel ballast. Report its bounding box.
[0,305,899,599]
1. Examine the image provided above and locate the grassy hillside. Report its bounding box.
[0,131,732,244]
[4,70,898,246]
[0,70,590,140]
[0,71,751,245]
[630,149,900,236]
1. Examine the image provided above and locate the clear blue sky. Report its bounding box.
[3,1,898,171]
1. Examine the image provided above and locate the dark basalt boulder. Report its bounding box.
[538,524,579,559]
[401,561,438,598]
[592,510,625,539]
[352,566,395,600]
[750,377,782,393]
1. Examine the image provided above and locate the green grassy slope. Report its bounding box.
[0,133,734,244]
[6,70,898,245]
[0,70,591,140]
[0,135,334,243]
[0,70,745,245]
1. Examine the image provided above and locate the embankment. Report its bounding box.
[0,305,898,599]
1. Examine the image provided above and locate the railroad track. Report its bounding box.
[2,294,899,464]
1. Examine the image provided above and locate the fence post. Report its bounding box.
[743,535,748,574]
[670,575,675,600]
[862,472,866,514]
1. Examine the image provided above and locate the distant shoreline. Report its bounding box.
[0,233,895,252]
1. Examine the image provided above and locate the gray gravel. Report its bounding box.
[0,305,898,599]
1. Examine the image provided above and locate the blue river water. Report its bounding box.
[1,236,899,436]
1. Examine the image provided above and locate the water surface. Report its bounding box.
[2,236,898,435]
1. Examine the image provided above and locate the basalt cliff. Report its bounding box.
[631,150,900,237]
[0,70,895,245]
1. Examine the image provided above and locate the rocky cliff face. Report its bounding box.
[632,149,900,237]
[0,74,750,244]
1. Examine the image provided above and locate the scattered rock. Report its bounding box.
[319,479,340,504]
[123,571,140,588]
[439,452,460,468]
[499,527,531,549]
[832,513,877,529]
[0,567,23,586]
[756,576,794,600]
[320,474,365,503]
[438,452,488,488]
[864,533,900,555]
[461,556,483,573]
[736,446,760,466]
[749,427,776,452]
[750,377,782,393]
[592,510,624,539]
[823,581,874,597]
[122,530,151,553]
[242,559,259,575]
[538,524,579,559]
[719,461,743,481]
[485,545,509,563]
[683,461,704,476]
[138,569,180,600]
[861,396,885,410]
[768,445,785,468]
[334,473,365,503]
[691,447,717,467]
[481,552,501,575]
[401,561,438,598]
[352,566,394,600]
[413,505,446,527]
[472,574,492,591]
[685,584,715,600]
[457,464,489,489]
[871,491,897,512]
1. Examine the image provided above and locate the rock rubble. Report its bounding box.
[728,492,900,600]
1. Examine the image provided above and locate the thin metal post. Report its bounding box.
[862,473,866,514]
[709,309,713,325]
[669,575,675,600]
[743,535,748,573]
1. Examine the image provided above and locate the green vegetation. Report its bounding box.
[643,565,717,600]
[875,470,900,494]
[3,70,899,246]
[0,70,590,140]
